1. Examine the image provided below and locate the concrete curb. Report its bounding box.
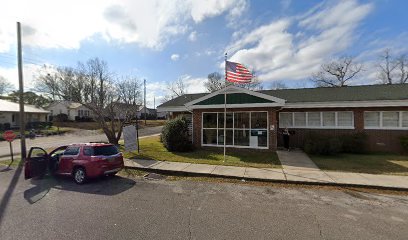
[124,165,408,192]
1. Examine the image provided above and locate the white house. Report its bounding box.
[136,106,166,119]
[0,99,49,128]
[46,101,93,121]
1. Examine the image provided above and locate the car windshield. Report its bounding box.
[92,145,119,156]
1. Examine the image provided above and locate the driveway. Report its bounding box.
[0,126,162,158]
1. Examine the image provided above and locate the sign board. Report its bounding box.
[3,130,17,142]
[123,125,138,152]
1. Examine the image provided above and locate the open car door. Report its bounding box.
[25,147,49,180]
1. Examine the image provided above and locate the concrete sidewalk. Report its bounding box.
[277,149,335,183]
[124,158,408,190]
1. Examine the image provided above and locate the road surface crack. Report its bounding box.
[313,213,324,239]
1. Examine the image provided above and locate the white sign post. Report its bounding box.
[123,125,138,152]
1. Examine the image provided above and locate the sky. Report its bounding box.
[0,0,407,107]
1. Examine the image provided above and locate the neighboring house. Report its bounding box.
[156,110,167,119]
[136,106,165,119]
[46,101,93,121]
[157,84,408,153]
[109,102,140,120]
[0,99,49,128]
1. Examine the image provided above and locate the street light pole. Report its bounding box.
[17,22,26,160]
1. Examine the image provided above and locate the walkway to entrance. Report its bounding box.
[276,150,334,182]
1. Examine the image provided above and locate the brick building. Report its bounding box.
[157,84,408,152]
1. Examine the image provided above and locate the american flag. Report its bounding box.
[226,61,253,83]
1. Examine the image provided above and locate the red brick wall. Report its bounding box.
[193,107,280,151]
[278,107,408,153]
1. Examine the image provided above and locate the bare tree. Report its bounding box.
[378,49,408,84]
[35,58,142,144]
[378,49,398,84]
[205,72,224,92]
[269,80,288,90]
[0,76,14,95]
[162,77,187,102]
[204,71,263,93]
[311,56,363,87]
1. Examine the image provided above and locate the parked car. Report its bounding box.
[24,143,124,184]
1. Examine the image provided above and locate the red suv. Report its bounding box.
[25,143,124,184]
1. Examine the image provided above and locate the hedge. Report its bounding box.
[161,116,192,152]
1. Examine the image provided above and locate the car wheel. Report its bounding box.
[73,167,86,184]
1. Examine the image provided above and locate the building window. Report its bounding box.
[322,112,335,127]
[382,111,399,127]
[364,112,380,127]
[364,111,408,129]
[202,111,268,149]
[279,111,354,129]
[234,112,249,129]
[279,112,293,128]
[403,112,408,128]
[338,112,353,126]
[203,113,217,128]
[294,112,306,127]
[307,112,321,126]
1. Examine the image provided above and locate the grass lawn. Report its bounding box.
[0,158,21,167]
[122,136,280,168]
[310,153,408,176]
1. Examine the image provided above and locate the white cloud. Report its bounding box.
[188,31,197,42]
[171,54,180,61]
[0,0,248,52]
[145,75,206,107]
[0,63,44,91]
[189,0,247,23]
[226,0,373,82]
[181,75,207,93]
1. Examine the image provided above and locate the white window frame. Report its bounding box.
[364,111,408,130]
[279,111,354,129]
[201,111,269,149]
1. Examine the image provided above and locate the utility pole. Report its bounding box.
[144,79,146,125]
[17,22,26,160]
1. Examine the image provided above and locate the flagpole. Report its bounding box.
[224,53,227,162]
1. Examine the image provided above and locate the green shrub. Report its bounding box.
[341,133,367,153]
[161,117,192,152]
[304,132,368,155]
[400,136,408,153]
[327,137,342,155]
[303,134,341,155]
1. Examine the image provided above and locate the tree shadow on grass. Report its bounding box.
[312,154,408,175]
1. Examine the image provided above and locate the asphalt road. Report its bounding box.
[0,167,407,240]
[0,126,163,158]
